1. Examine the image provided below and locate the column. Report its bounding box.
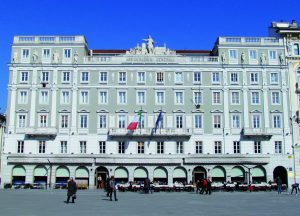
[167,167,173,186]
[242,87,249,128]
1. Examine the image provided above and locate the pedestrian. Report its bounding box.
[206,179,212,195]
[109,176,118,201]
[291,182,299,194]
[276,176,282,194]
[106,176,111,197]
[66,178,77,204]
[196,180,201,193]
[97,176,101,189]
[200,179,207,194]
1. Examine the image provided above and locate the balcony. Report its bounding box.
[25,127,57,138]
[108,128,192,141]
[242,128,273,139]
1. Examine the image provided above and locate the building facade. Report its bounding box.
[1,23,298,188]
[0,113,6,184]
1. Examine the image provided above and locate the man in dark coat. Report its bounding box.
[109,176,118,201]
[206,179,212,195]
[66,178,77,203]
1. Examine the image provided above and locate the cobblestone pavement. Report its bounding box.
[0,189,299,216]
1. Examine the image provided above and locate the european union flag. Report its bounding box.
[154,111,163,133]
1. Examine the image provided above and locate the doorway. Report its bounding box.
[95,166,109,189]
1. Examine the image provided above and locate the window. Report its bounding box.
[80,141,86,154]
[212,72,220,84]
[176,115,183,128]
[119,72,126,83]
[195,141,203,154]
[17,141,24,153]
[118,91,127,104]
[99,72,108,83]
[156,91,165,105]
[272,92,280,104]
[252,115,260,128]
[99,115,107,128]
[41,71,49,82]
[213,115,221,128]
[176,142,183,154]
[254,141,261,154]
[60,141,67,154]
[230,72,238,83]
[80,115,88,128]
[175,91,184,105]
[118,142,125,154]
[118,115,126,128]
[156,72,164,83]
[81,72,89,82]
[22,49,30,59]
[20,72,28,82]
[212,92,221,104]
[62,72,70,82]
[250,72,258,84]
[275,141,282,154]
[18,115,26,128]
[232,115,240,128]
[229,50,237,59]
[214,141,222,154]
[137,72,145,83]
[137,142,145,154]
[270,72,279,84]
[99,91,108,104]
[61,115,69,128]
[39,141,46,154]
[19,91,28,104]
[194,72,201,83]
[273,115,281,128]
[137,91,145,104]
[64,49,71,59]
[294,44,300,55]
[251,92,260,104]
[61,91,70,104]
[40,115,47,127]
[231,92,240,104]
[99,141,106,154]
[157,142,164,154]
[80,91,89,104]
[194,92,202,105]
[269,50,277,60]
[40,91,49,104]
[175,72,183,83]
[194,115,202,128]
[249,50,257,60]
[233,141,240,154]
[43,49,50,59]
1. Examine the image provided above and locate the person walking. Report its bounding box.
[276,176,282,194]
[196,180,201,194]
[291,182,299,194]
[66,178,77,204]
[106,176,111,197]
[206,179,212,195]
[200,179,207,194]
[109,176,118,201]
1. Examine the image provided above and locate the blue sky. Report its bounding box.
[0,0,300,113]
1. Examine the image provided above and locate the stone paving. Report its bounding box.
[0,189,299,216]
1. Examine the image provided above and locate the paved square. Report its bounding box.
[0,189,299,216]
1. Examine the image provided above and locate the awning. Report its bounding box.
[173,167,186,178]
[114,167,128,178]
[75,167,89,178]
[231,167,244,178]
[153,168,167,178]
[134,168,147,178]
[212,167,225,178]
[12,166,26,176]
[56,167,69,178]
[34,166,47,176]
[252,167,265,177]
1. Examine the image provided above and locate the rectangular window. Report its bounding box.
[64,49,71,59]
[251,92,260,104]
[157,142,164,154]
[20,72,28,82]
[212,72,220,84]
[231,92,240,104]
[61,91,70,104]
[250,72,259,84]
[269,50,277,60]
[19,91,28,104]
[212,92,221,104]
[22,49,30,59]
[62,72,70,82]
[118,142,125,154]
[275,141,282,154]
[176,141,183,154]
[137,72,145,83]
[80,141,87,154]
[138,142,145,154]
[99,91,108,104]
[137,91,145,104]
[175,72,183,83]
[99,115,107,128]
[176,115,183,128]
[230,72,238,83]
[118,115,125,128]
[41,71,49,82]
[252,115,260,128]
[213,115,221,128]
[99,141,106,154]
[40,91,49,104]
[39,141,46,154]
[233,141,240,154]
[232,115,240,128]
[273,115,281,128]
[18,115,26,128]
[156,72,164,83]
[80,115,88,128]
[81,72,89,82]
[194,115,202,128]
[43,49,50,59]
[60,141,67,154]
[294,44,300,55]
[214,141,222,154]
[80,91,89,104]
[17,141,24,153]
[254,141,261,154]
[194,92,202,105]
[175,91,184,105]
[249,50,257,60]
[61,115,69,128]
[119,72,126,83]
[99,72,108,83]
[270,72,279,84]
[118,91,127,104]
[194,72,201,83]
[40,115,47,127]
[229,50,237,59]
[156,91,165,105]
[195,141,203,154]
[272,92,280,104]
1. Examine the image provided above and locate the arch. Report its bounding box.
[95,166,109,189]
[273,166,288,186]
[153,167,168,184]
[134,167,148,182]
[12,165,26,184]
[75,167,89,178]
[114,167,129,183]
[193,166,207,183]
[33,165,47,184]
[251,166,266,183]
[211,166,226,183]
[173,167,187,183]
[55,166,70,184]
[231,166,245,183]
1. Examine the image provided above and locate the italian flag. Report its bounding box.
[127,110,142,130]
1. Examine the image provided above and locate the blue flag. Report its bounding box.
[154,111,163,133]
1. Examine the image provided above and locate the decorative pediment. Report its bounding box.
[250,109,262,113]
[16,109,28,113]
[78,109,89,113]
[115,109,128,113]
[134,109,147,113]
[229,109,242,113]
[173,109,185,113]
[192,109,205,113]
[58,109,70,113]
[211,109,223,113]
[270,109,282,113]
[37,109,49,113]
[96,109,109,113]
[154,109,166,113]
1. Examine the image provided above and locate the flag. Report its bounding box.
[127,110,142,130]
[154,111,163,133]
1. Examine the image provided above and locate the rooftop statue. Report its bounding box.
[143,35,155,54]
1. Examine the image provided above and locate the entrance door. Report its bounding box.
[96,172,107,189]
[194,172,205,183]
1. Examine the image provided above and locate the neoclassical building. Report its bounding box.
[1,22,299,188]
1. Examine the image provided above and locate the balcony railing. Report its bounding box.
[242,128,273,139]
[25,127,57,138]
[218,37,283,46]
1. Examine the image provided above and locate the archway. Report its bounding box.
[134,167,148,183]
[193,166,206,183]
[211,166,226,183]
[75,166,89,189]
[231,166,245,183]
[251,166,266,183]
[273,166,288,185]
[114,167,129,183]
[95,166,109,189]
[173,167,187,184]
[55,166,70,184]
[153,167,168,184]
[12,165,26,184]
[33,165,47,184]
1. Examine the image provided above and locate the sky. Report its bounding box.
[0,0,300,113]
